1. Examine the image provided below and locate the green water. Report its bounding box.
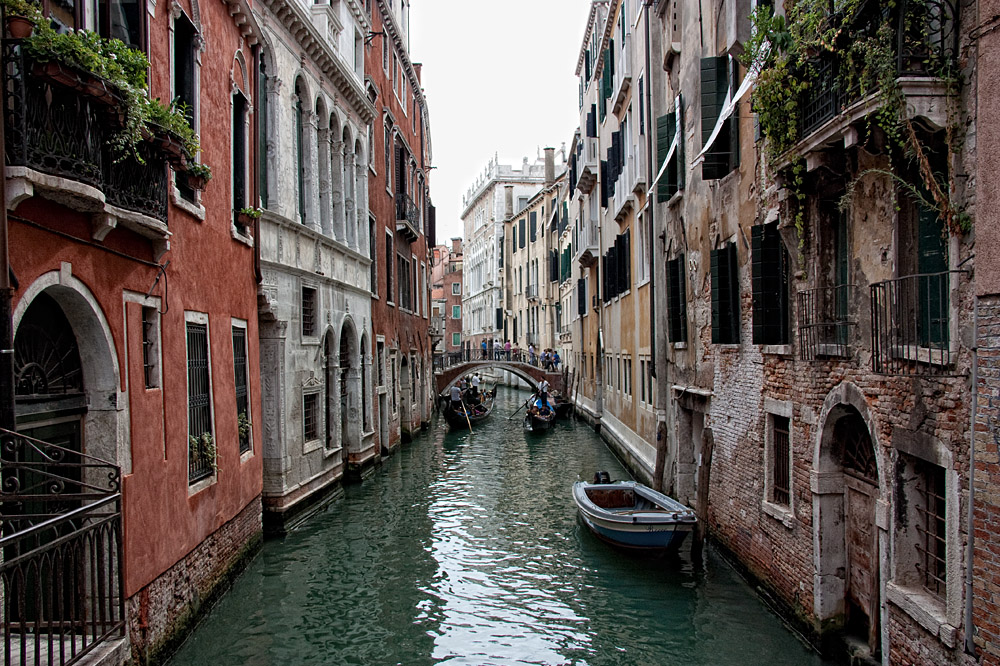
[168,387,834,666]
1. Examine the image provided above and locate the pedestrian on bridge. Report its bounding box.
[529,344,536,366]
[481,339,488,359]
[504,340,511,361]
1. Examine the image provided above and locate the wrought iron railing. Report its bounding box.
[396,193,419,228]
[797,284,856,361]
[0,428,124,666]
[2,42,169,223]
[870,270,964,375]
[796,0,958,140]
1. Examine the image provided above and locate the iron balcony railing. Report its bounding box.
[526,284,539,301]
[3,42,169,223]
[395,193,420,242]
[797,284,857,361]
[797,0,958,138]
[871,270,964,375]
[0,428,124,666]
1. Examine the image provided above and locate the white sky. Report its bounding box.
[410,0,592,244]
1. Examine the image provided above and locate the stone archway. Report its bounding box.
[339,318,360,456]
[813,383,886,659]
[399,355,412,441]
[14,271,122,471]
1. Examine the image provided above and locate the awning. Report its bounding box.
[693,44,769,166]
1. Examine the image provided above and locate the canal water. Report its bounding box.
[169,387,835,666]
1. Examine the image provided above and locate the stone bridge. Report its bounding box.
[435,361,563,395]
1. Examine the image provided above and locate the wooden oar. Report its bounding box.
[460,398,473,431]
[508,392,537,420]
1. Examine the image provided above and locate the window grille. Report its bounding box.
[772,415,790,506]
[302,286,317,337]
[187,322,213,482]
[915,462,947,599]
[303,393,319,441]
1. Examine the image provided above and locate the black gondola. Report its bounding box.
[442,388,495,430]
[523,398,556,433]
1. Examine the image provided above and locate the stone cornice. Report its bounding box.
[258,0,376,124]
[221,0,264,45]
[344,0,371,33]
[576,1,609,76]
[376,0,426,113]
[592,0,618,84]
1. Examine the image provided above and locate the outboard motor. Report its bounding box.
[592,471,611,484]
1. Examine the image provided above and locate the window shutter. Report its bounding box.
[726,243,740,343]
[530,211,537,242]
[751,225,766,344]
[917,202,948,346]
[711,243,739,344]
[519,218,525,249]
[578,278,587,316]
[700,56,728,180]
[676,95,686,192]
[656,114,672,203]
[752,224,789,345]
[496,308,503,331]
[667,255,687,342]
[600,160,608,208]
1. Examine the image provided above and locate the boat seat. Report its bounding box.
[586,488,636,509]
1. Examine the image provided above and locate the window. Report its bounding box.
[602,230,631,302]
[370,215,378,295]
[398,254,411,310]
[302,286,317,337]
[141,306,160,389]
[751,222,790,345]
[295,78,308,222]
[186,319,213,483]
[623,356,632,397]
[376,340,385,386]
[452,282,461,295]
[896,451,948,601]
[577,277,587,316]
[258,57,269,208]
[710,242,740,344]
[390,354,398,414]
[667,255,687,342]
[656,95,685,201]
[303,392,319,441]
[174,12,199,202]
[382,33,389,73]
[530,211,537,243]
[517,196,529,213]
[770,414,790,506]
[519,218,526,249]
[452,305,461,319]
[700,56,739,180]
[452,332,461,347]
[385,232,394,304]
[898,194,950,348]
[232,90,249,234]
[232,324,251,454]
[384,124,392,187]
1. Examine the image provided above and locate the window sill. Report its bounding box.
[301,335,321,346]
[667,191,683,207]
[886,581,956,648]
[231,224,254,247]
[761,500,794,528]
[672,342,688,350]
[240,447,253,464]
[890,344,954,367]
[323,445,343,459]
[171,185,205,221]
[188,472,216,496]
[303,437,323,454]
[761,344,793,356]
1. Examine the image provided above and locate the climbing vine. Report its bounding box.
[742,0,968,239]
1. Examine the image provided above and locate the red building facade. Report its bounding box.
[366,0,434,449]
[3,0,264,660]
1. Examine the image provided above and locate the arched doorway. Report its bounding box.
[339,319,360,454]
[399,355,411,442]
[815,397,882,658]
[324,330,336,451]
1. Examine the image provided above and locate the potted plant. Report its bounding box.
[236,206,262,227]
[189,432,217,472]
[237,411,252,447]
[144,97,199,167]
[184,162,212,190]
[2,0,41,39]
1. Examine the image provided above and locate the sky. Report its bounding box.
[410,0,593,244]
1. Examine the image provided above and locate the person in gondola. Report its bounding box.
[537,378,550,407]
[471,372,481,398]
[449,384,463,413]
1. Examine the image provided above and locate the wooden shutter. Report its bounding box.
[711,243,739,344]
[587,108,597,138]
[578,278,587,316]
[530,211,537,242]
[656,114,673,202]
[519,218,525,249]
[667,255,687,342]
[700,56,728,180]
[752,223,789,345]
[917,202,948,347]
[600,160,608,208]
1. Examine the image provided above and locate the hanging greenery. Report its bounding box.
[742,0,968,237]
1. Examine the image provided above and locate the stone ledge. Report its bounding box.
[886,581,956,648]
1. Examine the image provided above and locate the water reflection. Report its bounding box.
[168,387,833,666]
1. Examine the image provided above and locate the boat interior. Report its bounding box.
[585,487,659,512]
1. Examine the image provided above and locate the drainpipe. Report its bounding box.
[964,295,978,654]
[0,87,14,433]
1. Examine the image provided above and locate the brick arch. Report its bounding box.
[435,361,556,395]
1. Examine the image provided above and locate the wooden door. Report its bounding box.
[845,474,879,653]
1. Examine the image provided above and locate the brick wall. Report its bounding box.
[974,295,1000,664]
[127,497,262,666]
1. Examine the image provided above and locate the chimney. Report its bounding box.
[504,186,514,218]
[544,147,555,185]
[451,237,461,255]
[413,63,422,84]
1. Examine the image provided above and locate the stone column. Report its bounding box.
[344,366,362,454]
[317,127,332,237]
[356,153,369,256]
[330,140,345,242]
[344,147,357,250]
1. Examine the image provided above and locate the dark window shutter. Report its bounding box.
[700,56,729,181]
[667,255,687,342]
[530,211,537,242]
[752,224,790,345]
[519,218,525,249]
[589,105,597,137]
[496,308,503,331]
[917,202,948,346]
[656,114,673,203]
[751,225,766,344]
[600,160,608,208]
[711,243,740,344]
[578,278,587,316]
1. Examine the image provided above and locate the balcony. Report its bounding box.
[573,213,599,268]
[396,192,419,242]
[797,284,857,360]
[612,149,643,222]
[871,270,964,375]
[576,137,600,194]
[788,0,958,165]
[611,34,632,115]
[3,44,170,245]
[0,428,125,666]
[526,284,539,302]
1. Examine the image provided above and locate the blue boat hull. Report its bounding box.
[573,480,697,552]
[579,512,691,550]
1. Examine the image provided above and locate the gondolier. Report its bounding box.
[449,384,463,410]
[471,372,481,397]
[537,378,550,406]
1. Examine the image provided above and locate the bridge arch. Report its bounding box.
[435,361,556,395]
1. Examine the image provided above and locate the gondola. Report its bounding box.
[442,388,495,430]
[522,398,556,433]
[549,392,573,418]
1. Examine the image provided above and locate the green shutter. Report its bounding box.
[917,202,948,347]
[752,225,787,345]
[712,243,740,344]
[701,56,729,181]
[656,114,673,203]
